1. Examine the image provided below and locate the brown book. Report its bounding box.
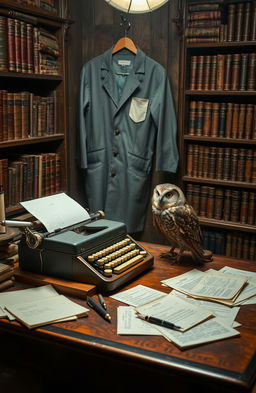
[231,53,241,90]
[26,23,34,73]
[225,233,232,256]
[237,104,246,139]
[215,148,224,179]
[223,189,232,221]
[186,183,193,206]
[249,236,256,260]
[202,101,212,136]
[192,144,199,177]
[230,148,239,180]
[199,185,208,217]
[189,56,197,90]
[239,53,249,91]
[230,190,241,222]
[252,106,256,139]
[223,54,232,90]
[235,3,244,42]
[202,146,210,177]
[222,147,231,180]
[251,150,256,183]
[2,90,8,141]
[242,2,251,41]
[188,101,197,135]
[187,144,194,177]
[247,53,256,91]
[206,186,215,218]
[225,102,233,138]
[227,4,236,42]
[7,18,16,72]
[209,55,217,90]
[188,20,222,28]
[236,149,246,182]
[20,21,28,73]
[208,146,217,178]
[195,101,204,135]
[0,16,8,71]
[251,0,256,41]
[21,91,30,138]
[236,236,243,259]
[191,184,200,214]
[188,4,221,12]
[240,191,249,224]
[219,23,227,42]
[185,27,220,38]
[33,26,39,74]
[214,187,224,220]
[197,144,204,177]
[231,103,239,138]
[13,92,22,139]
[189,11,221,20]
[247,192,255,225]
[210,102,219,137]
[244,104,254,139]
[216,54,225,90]
[218,102,227,137]
[203,55,211,90]
[242,235,250,260]
[7,92,14,140]
[14,19,22,73]
[196,56,204,91]
[244,149,253,182]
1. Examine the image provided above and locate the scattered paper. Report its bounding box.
[117,306,160,335]
[111,284,166,307]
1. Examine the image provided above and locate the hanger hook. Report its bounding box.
[120,13,131,37]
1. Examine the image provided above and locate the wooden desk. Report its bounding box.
[0,243,255,393]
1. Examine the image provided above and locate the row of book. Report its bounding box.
[0,262,15,292]
[187,101,256,140]
[186,1,256,43]
[202,229,256,260]
[12,0,57,14]
[186,183,255,225]
[0,153,61,208]
[187,144,256,183]
[0,90,57,141]
[189,53,256,91]
[0,16,60,74]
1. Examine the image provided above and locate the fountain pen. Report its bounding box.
[87,296,111,322]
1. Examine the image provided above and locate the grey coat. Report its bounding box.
[78,47,178,233]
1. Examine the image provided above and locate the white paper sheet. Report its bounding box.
[117,306,160,335]
[20,193,90,232]
[111,284,166,307]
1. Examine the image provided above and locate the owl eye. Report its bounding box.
[165,192,173,198]
[156,190,160,196]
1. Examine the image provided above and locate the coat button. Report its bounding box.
[114,129,120,135]
[111,172,116,177]
[113,151,118,157]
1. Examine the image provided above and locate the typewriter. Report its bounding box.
[3,194,154,293]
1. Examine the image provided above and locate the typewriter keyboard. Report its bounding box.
[86,237,147,277]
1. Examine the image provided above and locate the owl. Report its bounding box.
[152,183,212,265]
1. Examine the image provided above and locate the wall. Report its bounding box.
[66,0,183,243]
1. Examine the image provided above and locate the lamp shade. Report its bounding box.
[105,0,169,13]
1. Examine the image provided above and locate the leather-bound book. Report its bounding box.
[237,104,246,139]
[247,192,255,224]
[242,235,250,260]
[202,101,212,136]
[191,184,200,214]
[199,185,208,217]
[230,190,241,222]
[189,11,221,20]
[244,149,253,182]
[236,236,243,258]
[7,18,16,72]
[231,103,239,138]
[219,102,227,137]
[186,144,194,176]
[186,183,193,206]
[0,16,8,71]
[197,144,204,177]
[249,236,256,259]
[227,4,236,42]
[192,144,199,177]
[216,54,225,90]
[239,53,249,91]
[224,54,232,90]
[188,101,197,135]
[252,150,256,183]
[196,55,204,91]
[195,101,204,135]
[215,148,224,179]
[231,53,241,90]
[211,102,219,136]
[208,146,217,178]
[2,90,8,141]
[223,189,231,221]
[202,146,210,177]
[230,148,239,180]
[222,147,231,180]
[206,186,215,218]
[26,23,34,73]
[13,92,22,139]
[189,56,198,90]
[236,148,246,182]
[251,0,256,41]
[240,191,249,224]
[20,21,28,73]
[247,53,256,91]
[242,2,251,41]
[7,92,14,140]
[252,106,256,139]
[203,55,211,90]
[244,104,254,139]
[225,233,232,256]
[235,3,244,42]
[225,102,233,138]
[214,187,224,220]
[14,19,22,73]
[209,55,217,90]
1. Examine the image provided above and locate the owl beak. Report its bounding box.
[158,195,165,206]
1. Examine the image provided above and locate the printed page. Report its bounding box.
[5,295,89,329]
[155,318,240,349]
[111,284,166,307]
[135,293,213,332]
[161,269,205,293]
[219,267,256,305]
[117,306,160,335]
[21,193,90,232]
[0,285,60,320]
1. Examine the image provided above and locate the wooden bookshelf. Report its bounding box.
[0,0,71,214]
[179,0,256,260]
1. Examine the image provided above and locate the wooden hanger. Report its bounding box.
[112,13,137,55]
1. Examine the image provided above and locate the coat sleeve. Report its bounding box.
[150,71,179,173]
[77,66,90,169]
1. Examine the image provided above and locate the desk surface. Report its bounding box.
[0,242,256,393]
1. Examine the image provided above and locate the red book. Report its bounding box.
[20,21,28,73]
[14,19,22,73]
[7,18,16,72]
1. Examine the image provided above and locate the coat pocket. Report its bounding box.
[129,97,149,123]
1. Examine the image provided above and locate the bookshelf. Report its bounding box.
[179,0,256,260]
[0,0,71,216]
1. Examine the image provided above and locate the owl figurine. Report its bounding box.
[152,183,212,265]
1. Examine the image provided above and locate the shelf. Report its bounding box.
[0,71,63,81]
[182,176,256,189]
[184,136,256,144]
[199,217,256,233]
[0,135,65,148]
[186,90,256,96]
[186,41,256,50]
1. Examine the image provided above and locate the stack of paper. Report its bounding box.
[0,284,89,329]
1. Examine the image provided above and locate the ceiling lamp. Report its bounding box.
[105,0,169,14]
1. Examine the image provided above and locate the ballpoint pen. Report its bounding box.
[136,313,181,331]
[98,293,107,310]
[87,296,111,322]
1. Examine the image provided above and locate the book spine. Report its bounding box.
[244,149,253,182]
[242,2,251,41]
[235,3,244,42]
[199,185,208,217]
[209,55,217,90]
[192,144,199,177]
[202,101,212,136]
[206,186,215,218]
[223,54,232,90]
[14,19,22,73]
[189,56,197,90]
[230,190,240,222]
[203,55,211,91]
[231,103,239,139]
[216,54,225,90]
[237,104,246,139]
[7,18,16,72]
[244,104,254,139]
[236,149,246,182]
[202,146,210,178]
[251,0,256,41]
[197,145,204,177]
[247,53,256,91]
[247,192,255,224]
[0,16,8,71]
[195,101,203,135]
[214,187,224,220]
[189,11,221,21]
[239,53,249,91]
[215,148,224,179]
[230,148,239,180]
[210,102,219,137]
[240,191,249,224]
[188,101,197,135]
[231,53,241,91]
[20,21,28,73]
[227,4,236,42]
[222,147,231,180]
[225,102,233,138]
[208,146,217,178]
[218,102,227,137]
[196,55,204,91]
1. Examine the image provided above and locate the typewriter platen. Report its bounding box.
[17,211,154,293]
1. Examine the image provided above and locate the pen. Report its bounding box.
[87,296,111,322]
[98,294,107,310]
[136,313,181,331]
